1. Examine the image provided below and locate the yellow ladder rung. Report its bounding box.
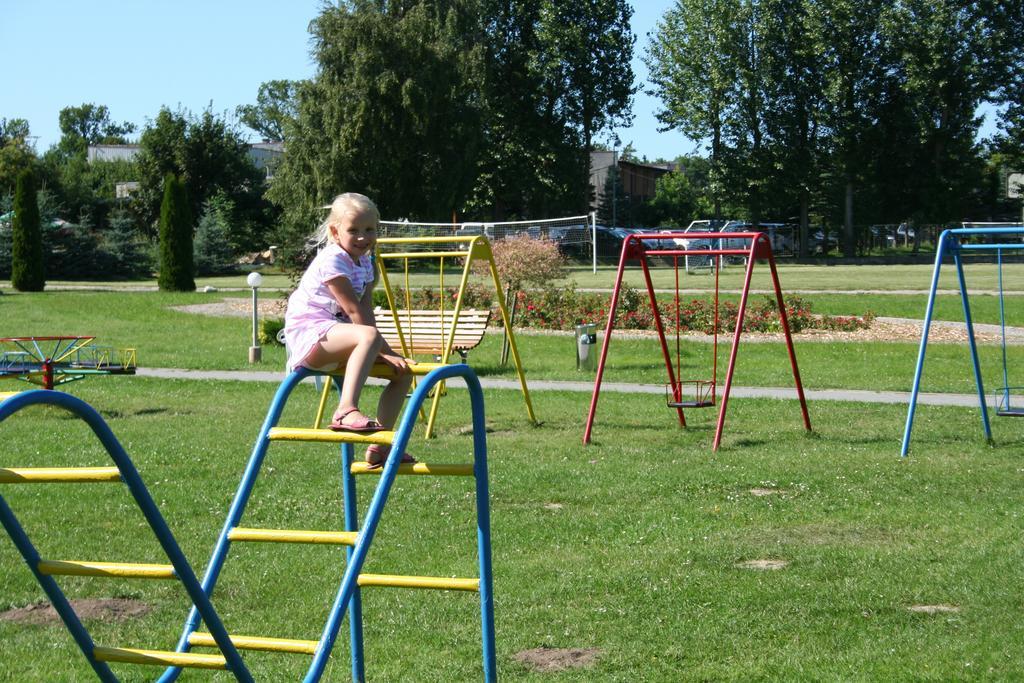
[0,467,122,483]
[268,428,396,445]
[358,573,479,591]
[228,527,357,545]
[189,631,318,655]
[0,391,21,401]
[93,646,226,670]
[38,559,177,580]
[350,462,474,476]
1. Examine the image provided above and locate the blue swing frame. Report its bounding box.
[901,225,1024,457]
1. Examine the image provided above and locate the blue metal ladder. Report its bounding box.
[160,363,496,682]
[0,389,252,681]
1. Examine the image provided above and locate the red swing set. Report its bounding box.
[582,231,811,451]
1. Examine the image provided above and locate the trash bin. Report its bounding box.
[575,323,597,371]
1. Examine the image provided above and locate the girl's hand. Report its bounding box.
[378,351,411,375]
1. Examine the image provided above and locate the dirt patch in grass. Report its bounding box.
[0,598,152,625]
[736,559,788,570]
[749,487,784,496]
[513,647,602,672]
[907,604,960,614]
[784,523,896,547]
[174,298,287,319]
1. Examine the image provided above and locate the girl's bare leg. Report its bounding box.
[302,323,383,420]
[375,374,414,429]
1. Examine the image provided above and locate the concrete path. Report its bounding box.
[136,367,994,409]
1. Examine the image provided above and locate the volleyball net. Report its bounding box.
[379,214,597,262]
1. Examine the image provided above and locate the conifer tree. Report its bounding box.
[104,209,152,278]
[157,173,195,291]
[11,169,44,291]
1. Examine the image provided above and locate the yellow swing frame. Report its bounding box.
[314,234,537,438]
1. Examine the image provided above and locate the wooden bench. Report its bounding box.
[374,308,492,361]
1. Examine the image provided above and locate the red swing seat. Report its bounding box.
[666,379,716,408]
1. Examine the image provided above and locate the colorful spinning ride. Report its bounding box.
[0,336,136,390]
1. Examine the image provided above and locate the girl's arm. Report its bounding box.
[325,276,366,323]
[358,284,405,360]
[326,277,409,371]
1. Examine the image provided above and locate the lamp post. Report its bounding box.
[247,271,263,363]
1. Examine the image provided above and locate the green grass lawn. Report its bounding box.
[2,268,1024,680]
[4,288,1024,396]
[1,378,1023,680]
[8,259,1024,296]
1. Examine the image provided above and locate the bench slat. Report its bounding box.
[375,307,491,354]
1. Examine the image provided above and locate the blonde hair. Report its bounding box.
[313,192,380,246]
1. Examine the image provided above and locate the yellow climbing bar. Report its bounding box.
[379,235,480,245]
[358,573,479,591]
[93,646,227,670]
[0,391,21,401]
[0,467,121,483]
[268,428,396,445]
[38,559,177,580]
[228,527,358,545]
[350,462,474,476]
[379,250,472,260]
[189,631,319,655]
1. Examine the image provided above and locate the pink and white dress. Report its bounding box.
[284,242,376,371]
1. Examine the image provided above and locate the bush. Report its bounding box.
[259,317,285,345]
[475,235,566,288]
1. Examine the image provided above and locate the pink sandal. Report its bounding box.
[365,444,417,469]
[329,408,384,433]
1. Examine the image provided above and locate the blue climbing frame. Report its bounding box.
[901,225,1024,456]
[160,363,496,683]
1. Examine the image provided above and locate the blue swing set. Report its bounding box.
[902,225,1024,457]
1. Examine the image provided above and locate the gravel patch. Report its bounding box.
[172,298,1022,345]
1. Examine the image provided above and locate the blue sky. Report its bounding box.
[0,2,997,162]
[2,0,697,161]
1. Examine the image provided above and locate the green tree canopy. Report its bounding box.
[136,107,272,250]
[269,0,485,256]
[535,0,636,210]
[236,80,299,142]
[0,118,37,198]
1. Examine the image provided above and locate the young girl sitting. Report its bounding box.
[284,192,415,467]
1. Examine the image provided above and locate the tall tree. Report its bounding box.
[136,107,270,250]
[42,104,137,224]
[11,170,45,292]
[646,0,741,219]
[0,118,36,197]
[54,103,135,157]
[157,173,195,292]
[269,1,485,256]
[466,0,579,219]
[535,0,636,211]
[236,80,299,142]
[758,0,825,254]
[877,1,992,228]
[806,0,888,255]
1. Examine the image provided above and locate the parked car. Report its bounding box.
[719,221,796,254]
[555,225,627,261]
[810,230,838,254]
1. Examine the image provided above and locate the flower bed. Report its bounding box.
[372,285,873,335]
